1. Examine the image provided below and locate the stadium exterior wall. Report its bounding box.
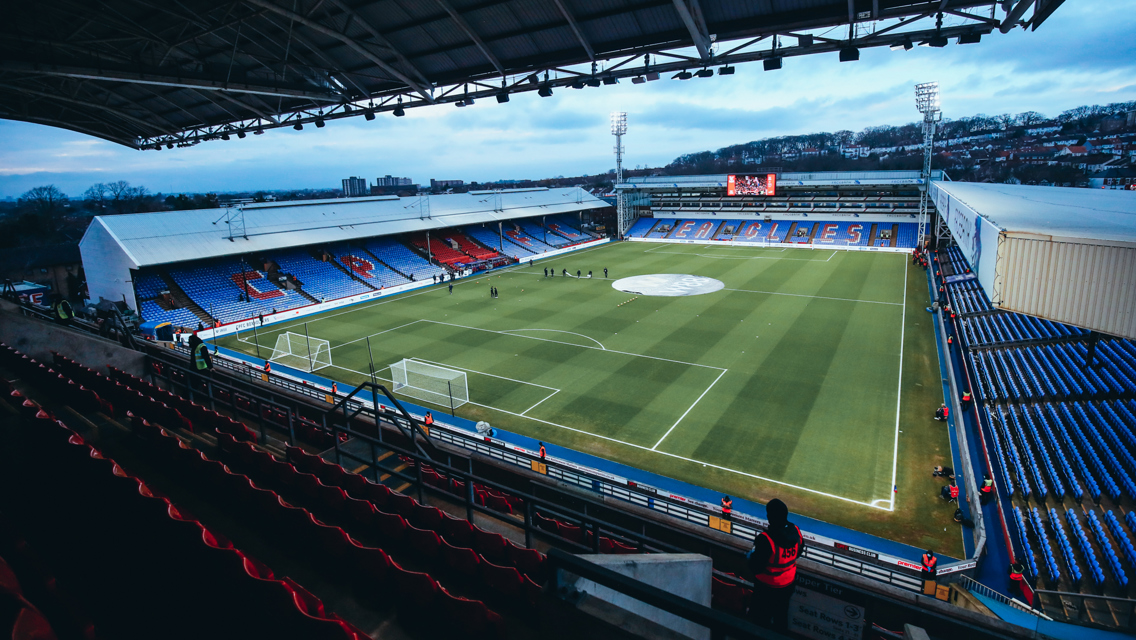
[626,237,910,253]
[79,217,140,311]
[995,235,1136,340]
[197,238,610,340]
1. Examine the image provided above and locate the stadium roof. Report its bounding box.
[2,0,1065,148]
[932,181,1136,246]
[931,181,1136,340]
[81,187,606,267]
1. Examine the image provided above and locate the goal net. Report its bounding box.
[389,359,468,409]
[269,332,332,372]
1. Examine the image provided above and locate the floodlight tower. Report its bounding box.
[914,82,942,249]
[611,111,629,237]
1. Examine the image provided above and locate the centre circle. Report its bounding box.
[611,274,725,297]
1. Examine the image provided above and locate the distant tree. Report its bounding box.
[16,185,69,235]
[83,183,109,213]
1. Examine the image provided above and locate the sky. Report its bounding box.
[2,0,1135,199]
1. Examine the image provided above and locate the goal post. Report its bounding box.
[389,359,468,410]
[269,331,332,372]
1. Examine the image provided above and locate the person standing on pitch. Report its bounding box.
[604,268,608,278]
[747,499,802,632]
[544,268,548,277]
[448,283,453,295]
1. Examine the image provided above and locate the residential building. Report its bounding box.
[341,176,368,197]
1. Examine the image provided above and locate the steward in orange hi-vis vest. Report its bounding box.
[746,499,803,632]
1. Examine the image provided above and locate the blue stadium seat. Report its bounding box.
[271,249,373,302]
[1049,508,1083,586]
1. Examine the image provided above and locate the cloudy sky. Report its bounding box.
[2,0,1134,198]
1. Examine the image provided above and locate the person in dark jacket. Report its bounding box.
[747,499,803,631]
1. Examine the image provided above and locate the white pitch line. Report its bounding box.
[502,328,606,350]
[465,400,887,510]
[887,258,909,512]
[327,319,426,352]
[521,389,560,416]
[427,319,726,371]
[651,368,728,450]
[724,287,903,307]
[826,250,837,262]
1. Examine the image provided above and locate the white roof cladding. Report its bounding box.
[932,181,1136,340]
[89,187,607,267]
[932,182,1136,245]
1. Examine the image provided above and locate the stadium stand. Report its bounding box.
[517,220,570,247]
[328,244,409,289]
[443,233,502,262]
[628,218,913,248]
[362,237,447,282]
[271,249,374,302]
[464,225,536,258]
[503,224,556,253]
[408,233,472,267]
[545,215,594,242]
[941,244,1136,601]
[168,259,308,325]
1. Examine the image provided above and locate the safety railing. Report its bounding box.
[1035,589,1134,630]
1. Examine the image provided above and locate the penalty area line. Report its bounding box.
[466,401,890,511]
[650,368,727,450]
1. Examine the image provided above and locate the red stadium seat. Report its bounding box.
[407,503,443,532]
[0,558,22,596]
[374,510,407,544]
[11,605,59,640]
[345,497,376,528]
[310,516,353,561]
[440,513,474,548]
[471,526,508,565]
[339,472,369,500]
[440,539,480,579]
[391,560,437,608]
[436,585,504,637]
[365,481,391,510]
[711,576,751,615]
[507,543,546,582]
[386,492,415,517]
[406,524,441,561]
[480,557,523,600]
[345,536,391,585]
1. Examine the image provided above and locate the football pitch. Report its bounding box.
[218,241,960,554]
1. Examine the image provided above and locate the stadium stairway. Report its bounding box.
[360,246,411,280]
[158,271,215,326]
[257,258,321,305]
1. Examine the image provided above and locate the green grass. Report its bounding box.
[219,241,963,556]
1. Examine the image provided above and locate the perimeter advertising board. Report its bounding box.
[933,183,1000,294]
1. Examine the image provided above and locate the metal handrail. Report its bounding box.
[957,575,1044,617]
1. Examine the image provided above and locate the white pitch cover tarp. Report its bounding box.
[936,186,1000,293]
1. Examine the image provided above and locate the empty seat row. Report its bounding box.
[1013,507,1039,581]
[1065,510,1106,586]
[1,392,369,640]
[327,243,410,290]
[1028,507,1061,585]
[271,249,373,301]
[1105,511,1136,574]
[464,225,536,258]
[1048,508,1083,586]
[1085,511,1128,588]
[363,238,448,282]
[168,259,308,325]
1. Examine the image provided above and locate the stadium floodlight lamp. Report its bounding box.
[364,110,375,121]
[914,82,941,116]
[455,100,466,107]
[254,128,264,135]
[496,91,510,103]
[958,33,981,44]
[695,69,714,78]
[645,71,661,81]
[602,76,618,85]
[236,130,246,139]
[611,111,627,136]
[570,78,585,89]
[631,76,646,84]
[798,34,813,47]
[526,73,540,85]
[839,47,859,62]
[315,118,325,128]
[928,35,948,47]
[166,143,174,149]
[763,57,782,71]
[293,123,303,130]
[393,106,405,116]
[464,96,474,105]
[586,77,602,87]
[891,38,914,51]
[718,66,735,75]
[221,133,230,141]
[673,70,693,80]
[538,84,553,97]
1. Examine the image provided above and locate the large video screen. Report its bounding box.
[727,173,777,196]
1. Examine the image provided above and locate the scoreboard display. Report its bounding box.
[726,173,777,196]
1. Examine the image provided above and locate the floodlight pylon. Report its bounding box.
[611,112,631,237]
[914,82,942,249]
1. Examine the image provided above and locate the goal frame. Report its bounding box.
[389,359,468,412]
[269,331,332,372]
